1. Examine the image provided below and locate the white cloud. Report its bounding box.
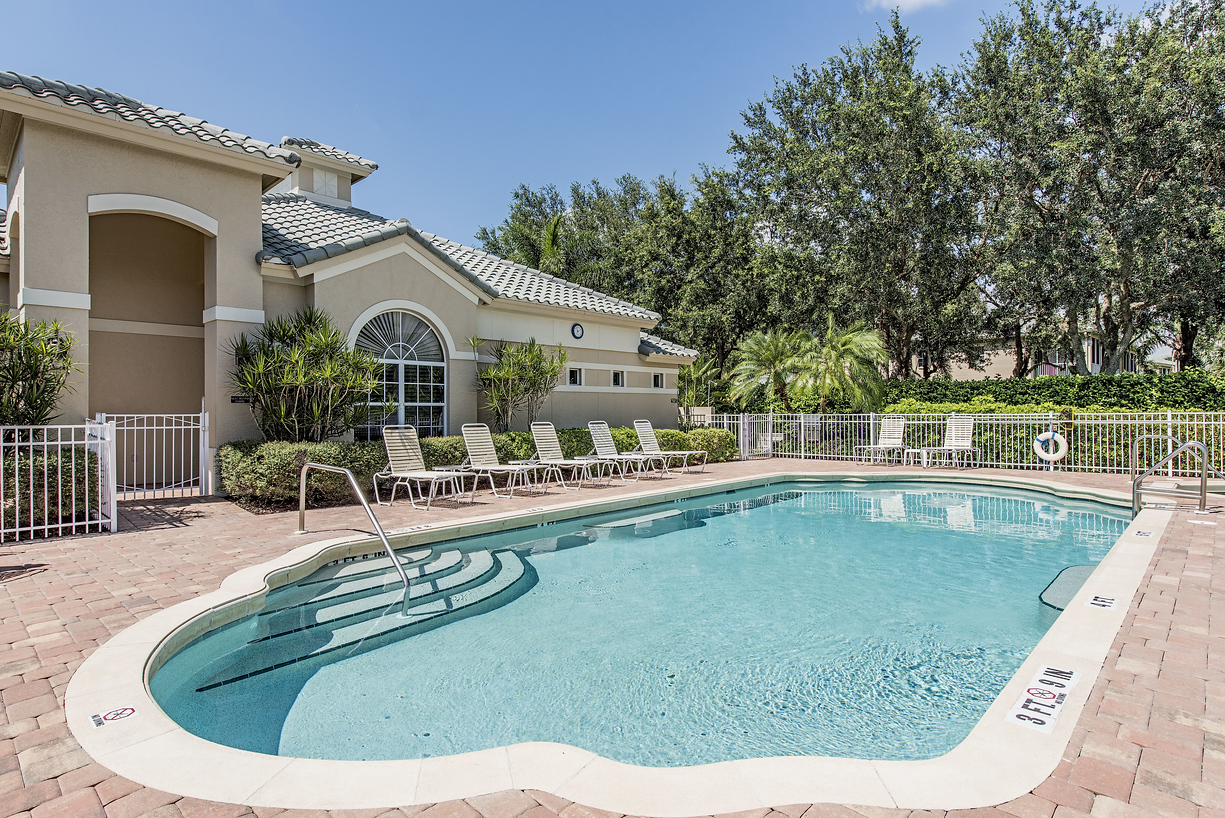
[861,0,949,12]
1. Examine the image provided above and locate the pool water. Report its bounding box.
[151,481,1128,765]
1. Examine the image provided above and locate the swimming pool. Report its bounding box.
[150,480,1127,766]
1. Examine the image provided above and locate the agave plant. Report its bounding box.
[229,307,383,442]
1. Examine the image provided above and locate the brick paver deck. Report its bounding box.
[1,460,1221,818]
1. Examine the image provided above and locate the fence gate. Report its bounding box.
[738,414,775,460]
[96,410,210,500]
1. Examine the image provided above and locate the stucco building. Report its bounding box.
[0,71,695,450]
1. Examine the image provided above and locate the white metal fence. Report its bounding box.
[683,411,1225,476]
[0,422,117,542]
[95,411,210,500]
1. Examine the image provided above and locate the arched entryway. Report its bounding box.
[87,211,206,414]
[354,310,446,438]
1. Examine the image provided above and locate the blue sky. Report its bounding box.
[4,0,1147,247]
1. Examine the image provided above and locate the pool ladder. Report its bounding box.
[1131,440,1225,518]
[296,462,412,615]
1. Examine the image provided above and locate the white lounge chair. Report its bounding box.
[530,422,603,488]
[854,416,907,465]
[904,416,979,469]
[587,421,663,480]
[460,423,540,498]
[373,426,473,509]
[633,420,706,473]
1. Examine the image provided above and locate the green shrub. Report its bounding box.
[218,425,727,506]
[0,314,78,424]
[609,426,639,452]
[556,428,594,459]
[1,444,99,532]
[230,307,381,442]
[655,429,692,451]
[881,396,1084,415]
[688,427,738,462]
[216,440,387,506]
[881,370,1225,412]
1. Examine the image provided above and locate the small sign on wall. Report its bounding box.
[230,395,251,404]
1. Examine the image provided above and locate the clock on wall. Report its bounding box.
[571,323,584,339]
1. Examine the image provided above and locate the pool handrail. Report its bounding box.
[1131,440,1225,517]
[296,461,412,614]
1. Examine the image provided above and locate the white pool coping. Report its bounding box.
[65,471,1170,814]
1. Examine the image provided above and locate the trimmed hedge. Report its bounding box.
[2,447,100,533]
[882,370,1225,412]
[216,425,726,507]
[688,428,738,462]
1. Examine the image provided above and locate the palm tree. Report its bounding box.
[678,356,720,407]
[727,329,807,412]
[795,314,888,413]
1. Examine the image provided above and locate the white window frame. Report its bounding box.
[652,372,664,389]
[612,370,625,388]
[568,368,583,386]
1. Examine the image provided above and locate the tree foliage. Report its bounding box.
[478,0,1225,384]
[473,338,568,432]
[230,307,382,443]
[0,314,77,425]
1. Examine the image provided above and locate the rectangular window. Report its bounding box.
[652,373,664,389]
[568,368,583,386]
[612,371,625,387]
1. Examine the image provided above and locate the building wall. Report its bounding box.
[11,119,268,440]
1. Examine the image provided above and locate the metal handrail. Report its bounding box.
[1131,441,1223,517]
[1130,434,1182,481]
[296,462,411,615]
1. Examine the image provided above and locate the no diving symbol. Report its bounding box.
[1027,688,1056,700]
[91,707,137,728]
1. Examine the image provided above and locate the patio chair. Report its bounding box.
[529,422,604,489]
[633,420,707,473]
[854,416,907,465]
[587,421,661,480]
[460,423,540,499]
[373,426,474,509]
[904,415,980,469]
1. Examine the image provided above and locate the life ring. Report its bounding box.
[1034,431,1069,462]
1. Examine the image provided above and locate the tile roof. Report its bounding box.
[259,194,412,268]
[639,332,699,358]
[280,137,377,170]
[0,209,7,257]
[259,194,660,322]
[0,71,299,167]
[417,232,660,321]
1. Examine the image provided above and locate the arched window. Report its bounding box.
[355,311,446,438]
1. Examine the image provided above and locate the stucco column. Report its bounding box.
[203,312,263,448]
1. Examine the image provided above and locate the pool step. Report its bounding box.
[257,549,464,618]
[255,550,495,640]
[296,547,436,586]
[197,550,535,691]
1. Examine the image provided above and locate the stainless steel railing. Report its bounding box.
[296,462,411,614]
[1132,441,1225,517]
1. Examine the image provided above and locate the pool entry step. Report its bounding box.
[196,546,535,690]
[1039,564,1096,611]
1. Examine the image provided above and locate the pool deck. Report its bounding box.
[1,459,1222,818]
